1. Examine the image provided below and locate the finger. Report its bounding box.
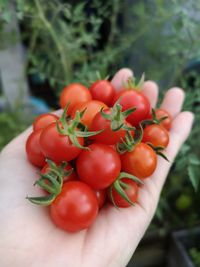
[142,81,159,108]
[138,111,194,216]
[54,109,62,116]
[171,111,194,138]
[160,87,185,117]
[111,68,133,91]
[152,111,194,190]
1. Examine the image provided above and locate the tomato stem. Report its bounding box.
[125,73,145,91]
[100,101,136,132]
[27,159,73,206]
[109,171,143,208]
[56,105,103,149]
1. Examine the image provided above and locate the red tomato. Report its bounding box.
[121,143,157,178]
[26,129,46,167]
[77,143,121,189]
[94,189,107,208]
[40,122,84,163]
[142,124,169,148]
[41,162,77,182]
[33,113,59,131]
[112,90,150,126]
[90,80,115,106]
[110,178,138,208]
[90,109,134,145]
[59,83,92,115]
[71,100,107,128]
[50,181,98,232]
[155,108,172,131]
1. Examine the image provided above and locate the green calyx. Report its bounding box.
[109,172,143,208]
[117,124,143,154]
[100,101,136,132]
[147,142,169,162]
[56,104,103,149]
[89,71,110,84]
[142,108,168,127]
[27,159,72,206]
[124,73,145,91]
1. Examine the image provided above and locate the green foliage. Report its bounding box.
[1,0,200,90]
[190,247,200,267]
[123,1,200,85]
[0,0,122,90]
[0,111,31,151]
[176,71,200,192]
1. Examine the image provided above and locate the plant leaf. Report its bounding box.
[188,163,200,192]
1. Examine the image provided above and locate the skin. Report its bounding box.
[0,68,194,267]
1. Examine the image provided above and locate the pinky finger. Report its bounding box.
[152,111,194,190]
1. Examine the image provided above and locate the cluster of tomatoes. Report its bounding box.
[26,76,172,232]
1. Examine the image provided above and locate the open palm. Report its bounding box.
[0,69,193,267]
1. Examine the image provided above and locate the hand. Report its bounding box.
[0,68,194,267]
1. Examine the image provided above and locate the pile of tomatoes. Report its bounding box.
[26,76,172,232]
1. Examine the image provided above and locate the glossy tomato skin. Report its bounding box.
[59,83,92,115]
[121,143,157,178]
[50,181,98,232]
[40,122,84,163]
[41,162,77,182]
[71,100,107,128]
[155,109,172,131]
[26,129,46,167]
[142,124,169,148]
[94,189,107,208]
[77,143,121,190]
[112,90,150,126]
[110,178,138,208]
[90,80,115,106]
[90,109,126,145]
[33,113,59,131]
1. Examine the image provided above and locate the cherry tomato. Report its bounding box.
[90,109,134,145]
[33,113,59,131]
[41,162,77,182]
[26,129,46,167]
[59,83,92,115]
[112,90,150,126]
[94,189,107,208]
[50,181,98,232]
[142,124,169,148]
[155,108,172,131]
[121,143,157,178]
[71,100,107,128]
[110,178,138,208]
[77,143,121,189]
[40,122,84,163]
[90,80,115,106]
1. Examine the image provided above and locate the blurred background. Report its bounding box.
[0,1,200,266]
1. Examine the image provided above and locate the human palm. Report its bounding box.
[0,69,193,267]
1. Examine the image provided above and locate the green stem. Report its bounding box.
[34,0,71,82]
